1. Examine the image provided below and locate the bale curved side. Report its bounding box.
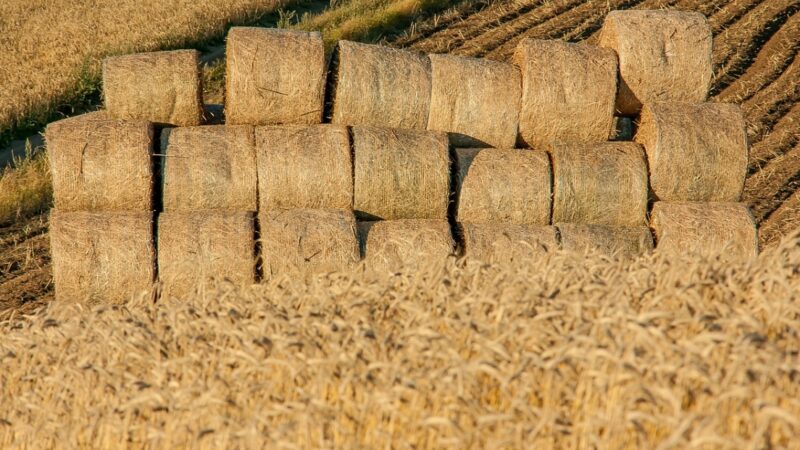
[158,211,256,298]
[46,111,153,212]
[260,209,360,280]
[50,211,155,305]
[427,54,521,148]
[551,142,648,227]
[650,202,758,261]
[460,223,557,264]
[226,27,326,125]
[353,126,450,220]
[330,41,431,130]
[103,50,202,126]
[256,125,352,211]
[161,125,257,211]
[512,39,616,149]
[455,148,551,225]
[598,10,712,115]
[359,220,454,273]
[557,223,654,259]
[635,102,748,202]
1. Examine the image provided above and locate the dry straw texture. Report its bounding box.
[161,125,256,211]
[330,41,431,130]
[49,211,154,305]
[103,50,202,126]
[455,148,551,225]
[256,125,352,211]
[45,111,153,212]
[512,39,616,149]
[635,102,748,202]
[460,222,557,264]
[4,233,800,448]
[225,27,326,126]
[651,202,758,261]
[427,54,521,148]
[359,219,453,273]
[353,126,450,220]
[598,10,712,116]
[158,211,255,298]
[557,223,654,259]
[260,209,360,280]
[551,142,648,227]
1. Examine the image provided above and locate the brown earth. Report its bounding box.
[1,0,798,313]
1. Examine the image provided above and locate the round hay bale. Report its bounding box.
[103,50,202,126]
[45,111,154,212]
[650,202,758,261]
[635,102,748,202]
[455,148,551,225]
[427,54,521,148]
[359,220,454,273]
[460,223,557,265]
[512,39,617,149]
[225,27,326,125]
[256,125,352,211]
[598,10,712,116]
[161,125,257,211]
[551,142,648,227]
[353,126,450,220]
[556,223,654,259]
[158,211,256,298]
[260,209,360,280]
[49,211,155,305]
[330,41,431,130]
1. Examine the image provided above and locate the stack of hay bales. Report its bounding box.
[598,10,756,261]
[45,11,759,304]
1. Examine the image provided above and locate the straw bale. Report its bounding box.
[635,102,748,202]
[259,209,360,280]
[158,211,256,298]
[330,41,431,130]
[512,39,616,149]
[455,148,551,225]
[650,202,758,261]
[460,223,557,264]
[557,223,654,259]
[359,220,454,273]
[103,50,202,126]
[598,10,712,115]
[49,211,155,305]
[45,111,153,212]
[225,27,326,125]
[353,126,450,220]
[161,125,256,211]
[427,54,521,148]
[256,125,352,211]
[551,142,648,227]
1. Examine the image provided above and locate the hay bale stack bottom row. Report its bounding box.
[45,9,758,304]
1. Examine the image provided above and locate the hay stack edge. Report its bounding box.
[45,10,757,304]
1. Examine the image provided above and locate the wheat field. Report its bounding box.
[2,234,799,449]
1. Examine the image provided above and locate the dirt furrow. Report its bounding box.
[744,141,800,222]
[741,55,800,142]
[448,0,588,58]
[747,102,800,172]
[716,11,800,103]
[711,2,800,95]
[757,186,800,248]
[405,0,547,54]
[393,0,494,48]
[478,0,649,60]
[707,0,766,33]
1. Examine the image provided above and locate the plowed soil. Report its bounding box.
[1,0,798,313]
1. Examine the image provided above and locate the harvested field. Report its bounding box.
[2,0,799,311]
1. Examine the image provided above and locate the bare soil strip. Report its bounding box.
[744,142,800,222]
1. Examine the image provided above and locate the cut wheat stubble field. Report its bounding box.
[1,0,799,312]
